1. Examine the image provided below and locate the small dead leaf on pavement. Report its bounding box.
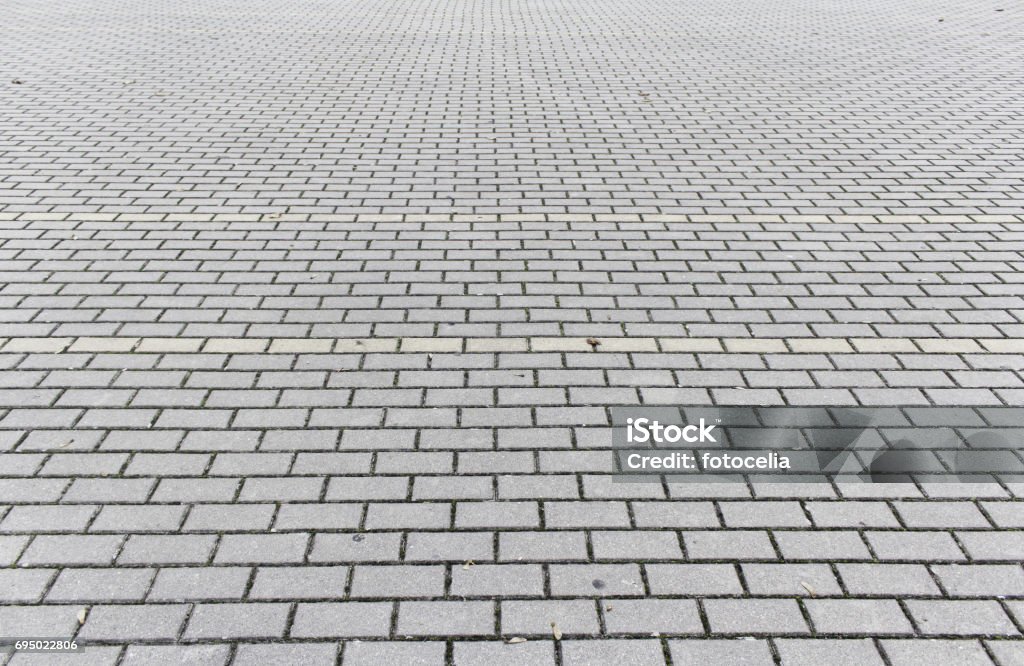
[507,637,527,644]
[551,621,562,640]
[801,581,817,596]
[586,338,600,350]
[462,560,474,570]
[77,608,88,625]
[11,79,24,85]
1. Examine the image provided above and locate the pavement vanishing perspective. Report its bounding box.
[1,0,1023,664]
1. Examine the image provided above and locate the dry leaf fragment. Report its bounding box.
[800,581,817,596]
[462,560,474,570]
[586,338,600,350]
[507,637,527,644]
[551,622,562,640]
[77,608,88,625]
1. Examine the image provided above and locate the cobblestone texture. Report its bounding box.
[2,0,1024,662]
[2,0,1023,215]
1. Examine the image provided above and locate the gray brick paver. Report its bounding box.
[120,645,231,666]
[183,602,291,639]
[79,604,189,641]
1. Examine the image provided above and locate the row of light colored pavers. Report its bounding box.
[1,343,1021,411]
[4,213,1023,223]
[3,336,1023,354]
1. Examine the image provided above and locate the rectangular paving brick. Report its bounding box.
[0,568,55,602]
[148,567,251,602]
[249,565,349,600]
[397,600,495,636]
[805,600,915,635]
[705,599,810,635]
[214,534,309,564]
[46,568,155,602]
[549,564,645,598]
[349,565,445,599]
[291,601,393,638]
[184,603,291,639]
[79,604,189,640]
[906,600,1020,636]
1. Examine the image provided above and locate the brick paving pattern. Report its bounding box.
[1,0,1023,663]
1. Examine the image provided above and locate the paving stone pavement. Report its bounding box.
[2,0,1024,663]
[2,0,1023,215]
